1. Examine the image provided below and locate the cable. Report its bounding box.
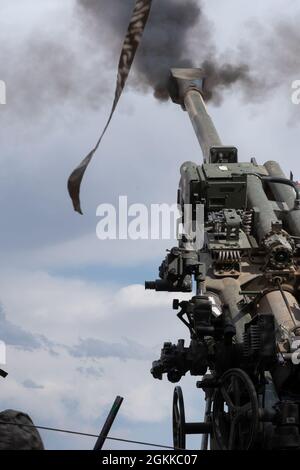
[0,421,178,450]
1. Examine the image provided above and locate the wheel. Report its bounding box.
[172,386,186,449]
[212,368,259,450]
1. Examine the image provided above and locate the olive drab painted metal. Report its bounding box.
[146,68,300,450]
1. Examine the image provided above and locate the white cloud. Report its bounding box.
[0,269,196,449]
[0,270,192,345]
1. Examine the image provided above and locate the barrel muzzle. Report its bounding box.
[169,68,205,107]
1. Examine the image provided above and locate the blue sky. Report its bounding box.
[0,0,300,450]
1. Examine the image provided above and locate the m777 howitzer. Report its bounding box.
[145,68,300,450]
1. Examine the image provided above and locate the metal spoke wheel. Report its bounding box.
[172,386,186,449]
[212,368,259,450]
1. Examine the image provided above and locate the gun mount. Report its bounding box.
[146,68,300,450]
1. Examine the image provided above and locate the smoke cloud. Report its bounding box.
[0,4,112,125]
[1,0,300,122]
[76,0,300,106]
[76,0,255,103]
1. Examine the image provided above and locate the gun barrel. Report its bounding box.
[169,68,237,164]
[183,89,222,162]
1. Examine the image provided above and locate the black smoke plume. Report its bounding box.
[76,0,255,102]
[3,1,299,120]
